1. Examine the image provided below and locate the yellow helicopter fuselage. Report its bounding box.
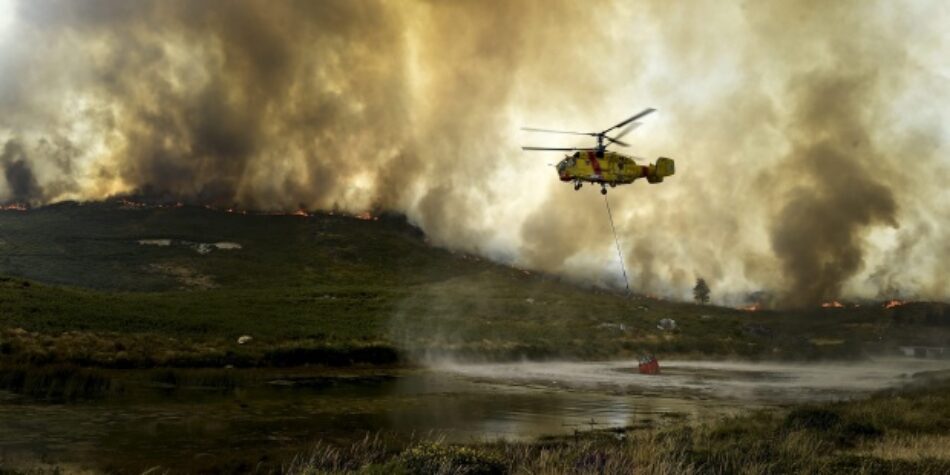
[556,150,675,188]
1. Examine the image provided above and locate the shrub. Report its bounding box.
[401,443,504,475]
[783,407,884,448]
[784,408,841,431]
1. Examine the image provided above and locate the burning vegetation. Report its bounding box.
[0,203,28,211]
[738,303,763,312]
[97,197,383,222]
[884,299,906,309]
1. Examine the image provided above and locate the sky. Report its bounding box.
[0,0,948,306]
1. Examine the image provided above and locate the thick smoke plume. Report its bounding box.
[0,0,947,305]
[769,76,899,307]
[0,140,40,203]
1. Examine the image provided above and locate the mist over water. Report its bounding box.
[0,0,948,305]
[436,358,950,402]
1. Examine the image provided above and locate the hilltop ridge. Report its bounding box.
[0,201,947,368]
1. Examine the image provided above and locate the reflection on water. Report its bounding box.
[1,358,947,471]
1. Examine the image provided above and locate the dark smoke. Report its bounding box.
[1,137,80,205]
[769,76,899,306]
[9,0,415,209]
[0,0,947,305]
[1,140,41,203]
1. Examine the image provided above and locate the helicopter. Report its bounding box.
[521,108,675,194]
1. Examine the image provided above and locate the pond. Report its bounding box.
[1,358,946,472]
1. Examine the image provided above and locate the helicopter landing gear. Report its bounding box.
[574,182,582,191]
[600,184,608,195]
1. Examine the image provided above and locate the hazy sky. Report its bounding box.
[0,0,947,306]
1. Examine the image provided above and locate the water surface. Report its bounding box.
[1,358,946,472]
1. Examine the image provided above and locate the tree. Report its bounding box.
[693,277,710,304]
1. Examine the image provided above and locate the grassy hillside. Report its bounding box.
[0,201,947,367]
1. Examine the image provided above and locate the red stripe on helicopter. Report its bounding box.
[588,151,602,176]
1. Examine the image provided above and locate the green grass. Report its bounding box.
[0,201,948,367]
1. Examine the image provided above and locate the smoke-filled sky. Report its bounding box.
[0,0,947,306]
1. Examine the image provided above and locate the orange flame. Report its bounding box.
[354,211,377,221]
[1,203,28,211]
[883,299,905,309]
[821,300,844,308]
[739,303,762,312]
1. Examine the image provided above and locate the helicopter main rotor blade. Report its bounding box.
[522,146,596,151]
[604,108,655,135]
[605,136,631,147]
[521,127,595,136]
[612,122,642,141]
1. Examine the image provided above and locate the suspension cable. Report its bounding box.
[604,193,632,296]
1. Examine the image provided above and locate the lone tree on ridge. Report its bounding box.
[693,277,710,304]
